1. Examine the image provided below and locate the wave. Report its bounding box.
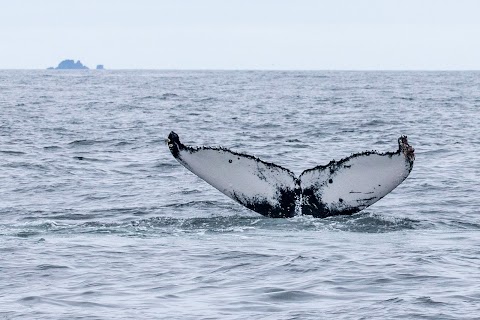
[0,150,26,155]
[1,212,428,238]
[68,139,114,146]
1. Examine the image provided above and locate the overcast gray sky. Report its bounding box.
[1,0,480,70]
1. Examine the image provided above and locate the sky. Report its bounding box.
[1,0,480,70]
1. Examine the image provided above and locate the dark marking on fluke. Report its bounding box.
[167,131,182,158]
[232,188,299,218]
[167,131,415,219]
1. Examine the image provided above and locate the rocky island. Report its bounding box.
[48,59,89,70]
[47,60,105,70]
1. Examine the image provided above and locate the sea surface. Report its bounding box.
[1,70,479,319]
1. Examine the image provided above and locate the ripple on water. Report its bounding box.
[3,212,428,239]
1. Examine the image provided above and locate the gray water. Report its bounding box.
[1,70,479,319]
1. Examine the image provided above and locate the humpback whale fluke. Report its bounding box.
[167,132,414,218]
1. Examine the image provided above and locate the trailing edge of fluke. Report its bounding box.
[167,131,415,218]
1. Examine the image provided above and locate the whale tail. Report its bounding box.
[167,132,414,218]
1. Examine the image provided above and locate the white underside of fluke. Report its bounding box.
[175,147,297,208]
[300,152,412,213]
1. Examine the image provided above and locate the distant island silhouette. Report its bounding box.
[47,60,105,70]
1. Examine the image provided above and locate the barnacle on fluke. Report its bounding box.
[167,132,414,218]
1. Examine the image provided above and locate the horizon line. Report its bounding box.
[1,68,480,72]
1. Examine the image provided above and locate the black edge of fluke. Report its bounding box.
[299,135,415,178]
[167,131,182,158]
[168,132,297,179]
[398,135,415,164]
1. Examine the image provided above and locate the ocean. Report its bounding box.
[1,70,479,319]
